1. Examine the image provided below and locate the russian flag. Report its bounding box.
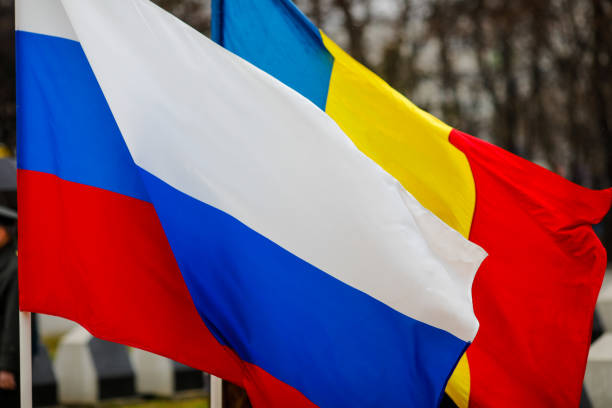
[16,1,487,406]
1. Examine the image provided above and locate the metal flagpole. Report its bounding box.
[19,311,32,408]
[15,0,32,406]
[210,374,223,408]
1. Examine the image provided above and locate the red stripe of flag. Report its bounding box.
[450,129,612,407]
[18,169,316,407]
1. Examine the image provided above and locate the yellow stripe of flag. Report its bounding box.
[320,33,475,239]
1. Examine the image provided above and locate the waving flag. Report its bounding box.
[211,1,612,407]
[16,0,487,407]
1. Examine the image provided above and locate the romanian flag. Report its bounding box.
[212,1,612,406]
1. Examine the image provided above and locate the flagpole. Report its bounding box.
[19,311,32,408]
[15,0,31,404]
[210,374,222,408]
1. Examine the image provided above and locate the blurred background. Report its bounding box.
[0,0,611,407]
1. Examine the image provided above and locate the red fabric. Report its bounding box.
[242,362,317,408]
[18,169,317,408]
[449,130,612,407]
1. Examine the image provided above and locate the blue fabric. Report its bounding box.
[211,0,224,44]
[139,168,468,408]
[212,0,333,110]
[16,31,149,202]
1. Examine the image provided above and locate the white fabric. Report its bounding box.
[58,0,486,341]
[15,0,77,42]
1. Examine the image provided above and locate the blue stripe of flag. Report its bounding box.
[16,31,149,202]
[212,0,333,111]
[139,167,469,408]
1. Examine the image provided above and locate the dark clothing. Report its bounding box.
[0,388,19,407]
[0,241,18,374]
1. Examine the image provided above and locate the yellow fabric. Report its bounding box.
[446,353,471,407]
[320,33,475,238]
[320,32,474,408]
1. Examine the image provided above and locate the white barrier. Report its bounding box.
[55,327,97,404]
[585,333,612,408]
[596,283,612,332]
[38,315,78,337]
[131,348,206,397]
[131,349,174,396]
[54,326,135,404]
